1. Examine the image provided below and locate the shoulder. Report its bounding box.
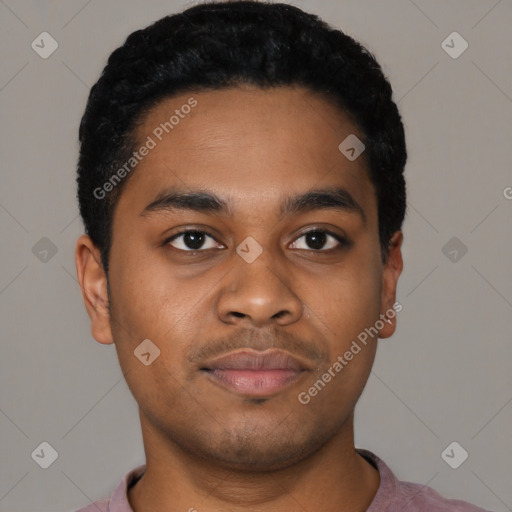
[397,479,491,511]
[356,448,492,512]
[72,463,146,512]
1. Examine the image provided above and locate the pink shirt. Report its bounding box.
[74,448,491,511]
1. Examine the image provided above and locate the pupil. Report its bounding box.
[185,231,204,250]
[307,231,326,250]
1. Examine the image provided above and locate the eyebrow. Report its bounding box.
[140,186,366,224]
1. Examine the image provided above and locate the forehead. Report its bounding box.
[114,85,376,221]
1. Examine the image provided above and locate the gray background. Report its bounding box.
[0,0,511,511]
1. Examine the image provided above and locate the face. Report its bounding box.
[76,85,403,472]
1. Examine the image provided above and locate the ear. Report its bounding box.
[75,234,114,344]
[378,231,404,339]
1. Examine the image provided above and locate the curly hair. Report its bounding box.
[77,0,407,273]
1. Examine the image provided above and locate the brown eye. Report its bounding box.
[166,230,222,251]
[290,230,347,251]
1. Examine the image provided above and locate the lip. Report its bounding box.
[200,349,312,397]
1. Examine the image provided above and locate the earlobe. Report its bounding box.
[75,234,114,345]
[378,231,404,339]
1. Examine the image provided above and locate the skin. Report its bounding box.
[75,85,403,512]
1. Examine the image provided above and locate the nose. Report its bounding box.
[216,249,303,328]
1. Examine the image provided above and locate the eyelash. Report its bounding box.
[163,228,349,253]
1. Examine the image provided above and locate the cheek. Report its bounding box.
[300,264,381,410]
[106,254,173,386]
[109,242,178,328]
[107,243,213,372]
[107,248,193,406]
[307,256,382,341]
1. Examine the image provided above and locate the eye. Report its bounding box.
[165,230,223,251]
[164,228,348,253]
[290,229,347,251]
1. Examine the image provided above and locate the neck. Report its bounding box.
[128,411,380,512]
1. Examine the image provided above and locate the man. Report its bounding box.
[74,1,490,510]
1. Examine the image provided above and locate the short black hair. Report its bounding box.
[77,0,407,274]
